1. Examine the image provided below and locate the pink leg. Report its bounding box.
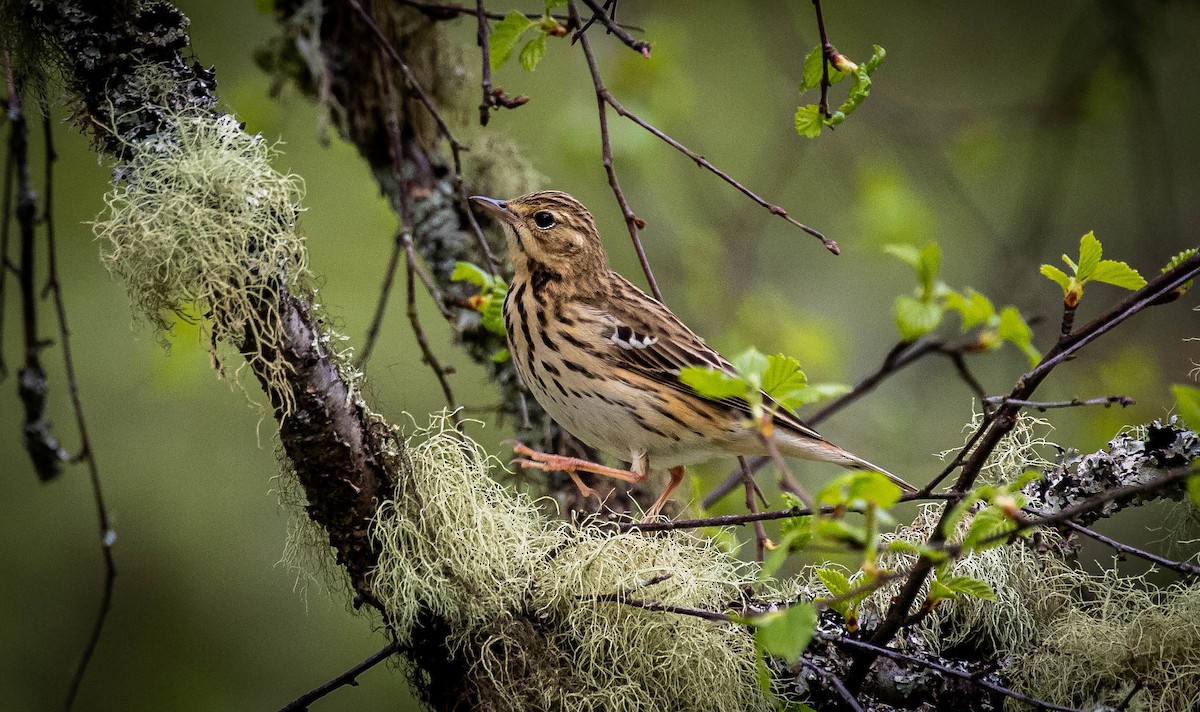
[644,465,686,520]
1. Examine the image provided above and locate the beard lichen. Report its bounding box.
[93,112,309,414]
[369,413,769,711]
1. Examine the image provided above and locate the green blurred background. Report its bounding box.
[2,1,1198,709]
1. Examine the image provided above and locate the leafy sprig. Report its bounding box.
[679,349,848,424]
[794,45,885,139]
[885,242,1039,365]
[490,1,568,72]
[1040,231,1146,308]
[451,261,511,363]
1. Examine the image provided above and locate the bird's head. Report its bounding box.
[469,190,607,277]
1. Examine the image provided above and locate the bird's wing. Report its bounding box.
[582,274,826,442]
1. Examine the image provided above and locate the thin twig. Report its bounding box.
[984,395,1135,411]
[0,145,12,378]
[1061,518,1200,578]
[1116,681,1144,711]
[801,659,865,712]
[397,0,643,30]
[569,1,836,254]
[347,0,501,274]
[576,0,650,57]
[278,642,401,711]
[476,0,493,126]
[40,110,117,712]
[739,455,768,562]
[811,0,833,119]
[406,237,460,421]
[572,2,662,301]
[824,635,1085,712]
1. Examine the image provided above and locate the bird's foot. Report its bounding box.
[510,443,643,484]
[641,465,686,522]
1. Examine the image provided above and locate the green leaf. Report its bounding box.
[893,295,944,342]
[943,288,996,331]
[861,44,886,75]
[794,104,823,139]
[544,0,568,9]
[680,366,752,400]
[887,540,949,563]
[731,348,770,386]
[518,33,547,71]
[754,602,817,665]
[1076,231,1102,280]
[1173,385,1200,432]
[814,517,867,546]
[917,243,941,294]
[451,261,491,288]
[1164,248,1198,273]
[815,568,853,616]
[1040,264,1073,293]
[927,578,955,603]
[996,306,1039,366]
[883,243,922,269]
[491,347,511,364]
[940,575,997,601]
[762,354,808,401]
[963,506,1015,551]
[1188,475,1200,514]
[798,45,824,94]
[846,471,903,509]
[489,11,535,70]
[1090,260,1147,290]
[776,382,852,410]
[480,296,506,336]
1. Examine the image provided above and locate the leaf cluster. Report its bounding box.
[794,44,885,139]
[451,261,511,363]
[886,241,1039,366]
[1040,232,1146,308]
[489,1,568,73]
[679,349,849,426]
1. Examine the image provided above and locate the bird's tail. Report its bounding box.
[775,432,917,493]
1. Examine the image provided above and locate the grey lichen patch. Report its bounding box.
[94,113,310,413]
[369,413,770,711]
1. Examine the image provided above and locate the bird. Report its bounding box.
[468,190,914,518]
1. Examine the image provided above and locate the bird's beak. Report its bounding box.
[469,195,519,225]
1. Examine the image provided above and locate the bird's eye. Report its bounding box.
[533,211,555,229]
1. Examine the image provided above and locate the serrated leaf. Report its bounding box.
[997,306,1039,366]
[518,33,547,71]
[927,578,955,603]
[1040,264,1072,293]
[680,366,752,400]
[776,382,852,410]
[861,44,886,75]
[847,471,903,509]
[837,67,873,117]
[963,506,1014,551]
[1090,260,1146,290]
[816,568,853,598]
[731,348,770,385]
[798,45,824,94]
[762,354,808,401]
[893,295,944,342]
[1173,385,1200,433]
[794,104,823,139]
[944,288,996,331]
[755,603,817,664]
[489,11,535,70]
[1164,248,1198,273]
[451,261,491,288]
[883,243,922,269]
[1076,231,1102,280]
[940,575,997,601]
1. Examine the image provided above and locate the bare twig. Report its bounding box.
[278,642,402,711]
[576,0,650,57]
[405,236,460,421]
[347,0,501,274]
[476,0,493,125]
[984,395,1135,411]
[738,455,769,562]
[568,2,836,254]
[572,3,662,301]
[37,111,118,712]
[811,0,833,119]
[824,634,1085,712]
[1061,518,1200,578]
[801,659,865,712]
[398,0,643,30]
[0,145,12,378]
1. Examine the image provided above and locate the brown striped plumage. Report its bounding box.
[469,191,913,516]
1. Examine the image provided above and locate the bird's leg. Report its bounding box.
[511,442,644,494]
[644,465,686,520]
